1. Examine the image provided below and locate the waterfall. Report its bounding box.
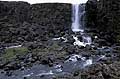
[72,3,92,46]
[72,4,85,32]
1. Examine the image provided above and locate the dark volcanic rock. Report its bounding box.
[0,1,30,23]
[86,0,120,44]
[30,3,72,37]
[0,1,72,43]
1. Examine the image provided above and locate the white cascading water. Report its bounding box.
[72,2,92,47]
[72,4,83,32]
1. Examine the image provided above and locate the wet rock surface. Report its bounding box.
[0,1,120,79]
[0,34,120,79]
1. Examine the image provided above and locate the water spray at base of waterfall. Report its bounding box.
[71,3,92,47]
[73,34,92,47]
[73,35,86,47]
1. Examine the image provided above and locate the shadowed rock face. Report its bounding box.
[86,0,120,44]
[30,3,72,33]
[0,1,30,23]
[0,1,72,43]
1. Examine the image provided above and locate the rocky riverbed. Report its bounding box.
[0,1,120,79]
[0,32,120,79]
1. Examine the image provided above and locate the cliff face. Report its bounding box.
[0,1,72,43]
[86,0,120,43]
[0,1,30,23]
[30,3,71,37]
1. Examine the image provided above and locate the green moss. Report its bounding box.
[81,75,87,79]
[33,42,61,52]
[116,34,120,43]
[48,43,61,51]
[32,47,48,53]
[3,47,29,61]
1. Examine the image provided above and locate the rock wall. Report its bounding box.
[0,1,30,23]
[0,1,72,43]
[86,0,120,44]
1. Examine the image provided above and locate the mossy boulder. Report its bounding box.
[2,47,28,61]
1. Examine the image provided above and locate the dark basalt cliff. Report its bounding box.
[0,1,72,43]
[0,1,30,23]
[86,0,120,44]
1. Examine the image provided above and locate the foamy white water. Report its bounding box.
[73,35,86,47]
[36,70,54,76]
[5,45,22,49]
[82,35,92,45]
[66,54,82,62]
[83,59,93,67]
[71,1,92,46]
